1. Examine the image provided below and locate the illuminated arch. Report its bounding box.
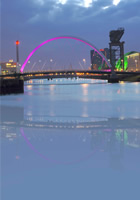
[20,36,112,73]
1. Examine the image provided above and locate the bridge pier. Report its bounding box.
[108,72,119,83]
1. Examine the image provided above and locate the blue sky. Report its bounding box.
[1,0,140,67]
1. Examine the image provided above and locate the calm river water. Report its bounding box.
[1,78,140,200]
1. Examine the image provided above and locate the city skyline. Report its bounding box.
[1,0,140,65]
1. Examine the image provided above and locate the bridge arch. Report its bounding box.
[20,36,112,73]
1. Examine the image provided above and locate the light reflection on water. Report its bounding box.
[1,78,140,200]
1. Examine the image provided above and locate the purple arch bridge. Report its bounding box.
[20,36,112,73]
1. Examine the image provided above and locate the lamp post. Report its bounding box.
[16,40,20,73]
[135,60,138,71]
[83,58,86,69]
[50,59,53,71]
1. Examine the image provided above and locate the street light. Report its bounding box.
[83,58,86,63]
[50,59,53,71]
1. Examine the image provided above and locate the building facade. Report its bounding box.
[90,48,112,70]
[0,60,17,74]
[127,52,140,72]
[115,52,140,71]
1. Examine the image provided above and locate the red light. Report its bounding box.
[100,49,104,51]
[16,40,20,45]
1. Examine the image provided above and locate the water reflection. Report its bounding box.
[49,84,55,95]
[1,105,140,169]
[1,79,140,200]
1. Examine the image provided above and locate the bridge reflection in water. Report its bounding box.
[1,105,140,169]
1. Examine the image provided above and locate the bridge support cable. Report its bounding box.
[79,61,84,70]
[41,60,47,71]
[30,62,36,72]
[67,40,79,70]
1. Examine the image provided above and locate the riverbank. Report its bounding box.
[0,77,24,95]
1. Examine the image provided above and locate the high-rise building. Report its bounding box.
[90,48,111,70]
[90,50,102,70]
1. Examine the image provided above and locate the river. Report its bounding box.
[1,78,140,200]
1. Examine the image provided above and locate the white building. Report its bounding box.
[126,52,140,72]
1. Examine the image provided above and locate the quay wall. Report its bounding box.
[0,78,24,95]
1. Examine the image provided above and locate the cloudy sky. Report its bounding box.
[1,0,140,68]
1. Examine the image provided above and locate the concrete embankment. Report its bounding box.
[0,77,24,95]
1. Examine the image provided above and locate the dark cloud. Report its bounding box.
[1,0,140,64]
